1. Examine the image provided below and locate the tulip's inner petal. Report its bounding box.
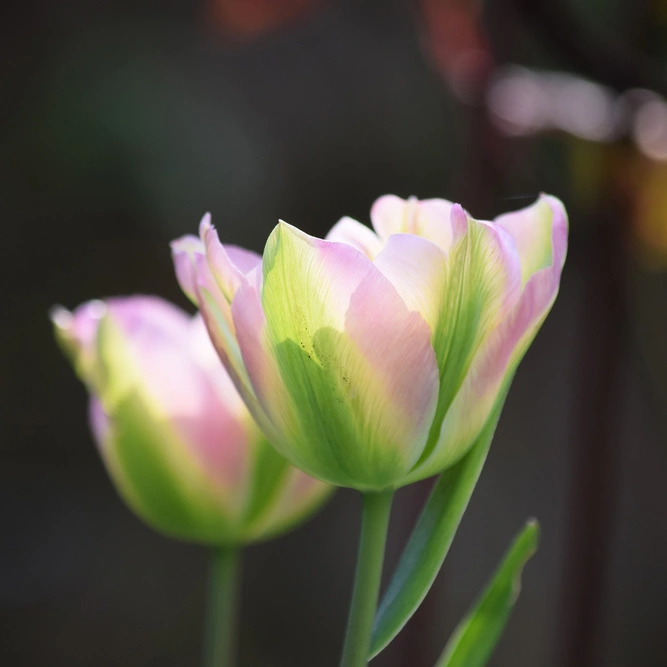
[494,195,555,286]
[411,210,522,471]
[171,235,205,303]
[225,244,263,274]
[371,195,457,251]
[326,216,384,259]
[409,196,568,482]
[371,194,418,238]
[373,234,448,330]
[260,221,439,489]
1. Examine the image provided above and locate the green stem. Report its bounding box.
[340,490,394,667]
[203,546,241,667]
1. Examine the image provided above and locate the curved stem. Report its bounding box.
[340,490,394,667]
[203,546,241,667]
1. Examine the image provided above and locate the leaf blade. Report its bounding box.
[435,520,540,667]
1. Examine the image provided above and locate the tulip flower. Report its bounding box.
[51,295,331,546]
[172,194,567,667]
[171,194,568,492]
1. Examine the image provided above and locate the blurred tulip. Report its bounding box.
[172,194,567,491]
[51,295,331,545]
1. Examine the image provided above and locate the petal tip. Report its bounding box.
[199,212,212,237]
[171,236,203,303]
[49,304,73,330]
[170,234,204,255]
[450,203,469,233]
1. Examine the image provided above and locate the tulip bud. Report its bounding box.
[172,194,567,491]
[52,295,331,544]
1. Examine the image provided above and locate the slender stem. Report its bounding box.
[203,546,241,667]
[340,490,394,667]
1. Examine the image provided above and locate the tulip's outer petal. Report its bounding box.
[407,196,568,482]
[88,397,111,450]
[193,254,254,397]
[224,431,332,543]
[201,215,262,302]
[404,207,522,478]
[94,310,243,543]
[494,195,556,286]
[259,221,439,490]
[190,256,280,462]
[52,300,108,385]
[230,281,292,444]
[326,216,384,259]
[170,234,205,304]
[248,464,333,542]
[106,300,256,503]
[371,195,457,251]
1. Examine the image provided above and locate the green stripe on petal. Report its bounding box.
[412,206,522,474]
[95,314,240,544]
[409,196,568,482]
[260,222,438,490]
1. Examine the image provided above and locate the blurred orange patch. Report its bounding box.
[209,0,321,38]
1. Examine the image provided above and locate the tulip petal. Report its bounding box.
[259,221,439,489]
[249,464,332,541]
[371,195,457,251]
[171,234,204,304]
[326,216,384,259]
[409,207,522,474]
[94,311,242,543]
[409,196,567,481]
[193,254,259,409]
[201,215,262,302]
[229,280,291,444]
[373,234,448,330]
[102,299,253,504]
[88,398,111,449]
[494,194,559,286]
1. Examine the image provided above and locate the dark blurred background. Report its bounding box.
[3,0,667,665]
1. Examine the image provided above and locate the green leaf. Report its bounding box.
[370,401,504,658]
[435,520,539,667]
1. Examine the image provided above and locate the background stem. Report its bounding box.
[340,490,394,667]
[203,546,241,667]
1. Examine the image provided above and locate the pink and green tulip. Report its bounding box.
[171,194,568,491]
[51,295,331,545]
